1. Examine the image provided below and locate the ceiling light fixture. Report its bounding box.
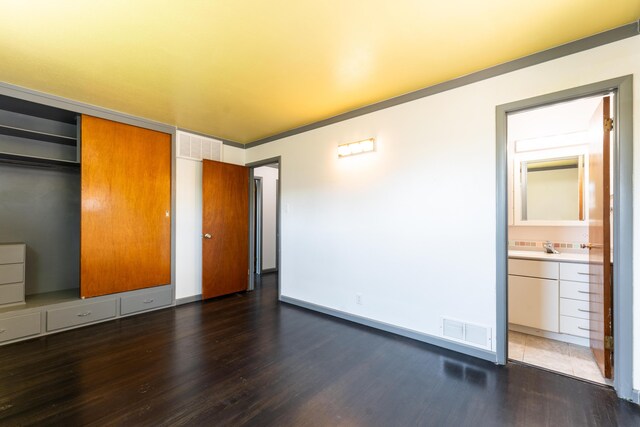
[338,138,376,158]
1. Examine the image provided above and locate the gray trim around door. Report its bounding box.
[246,157,282,298]
[496,75,634,401]
[253,177,263,275]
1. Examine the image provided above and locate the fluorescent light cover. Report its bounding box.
[338,145,352,157]
[360,139,375,152]
[338,138,376,158]
[515,131,589,152]
[349,143,363,154]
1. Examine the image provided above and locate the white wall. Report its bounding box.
[245,36,640,390]
[254,166,279,271]
[175,143,245,299]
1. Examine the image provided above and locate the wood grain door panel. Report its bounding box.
[81,115,171,298]
[202,160,249,299]
[587,96,612,379]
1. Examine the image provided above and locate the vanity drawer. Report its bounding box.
[559,315,590,338]
[508,275,559,332]
[0,263,24,285]
[0,312,41,343]
[560,281,591,302]
[0,283,25,305]
[508,259,558,280]
[560,298,591,320]
[121,286,172,315]
[0,244,25,264]
[559,262,590,283]
[47,299,117,332]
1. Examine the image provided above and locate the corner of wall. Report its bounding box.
[223,144,247,166]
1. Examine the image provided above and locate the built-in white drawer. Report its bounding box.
[0,312,41,343]
[0,283,25,305]
[560,315,590,338]
[508,275,559,332]
[47,299,117,332]
[508,259,559,280]
[560,280,591,302]
[559,262,590,283]
[0,244,25,264]
[560,298,593,320]
[0,263,24,285]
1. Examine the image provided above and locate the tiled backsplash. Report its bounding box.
[508,240,583,250]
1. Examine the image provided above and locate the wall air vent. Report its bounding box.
[177,131,222,162]
[441,317,492,350]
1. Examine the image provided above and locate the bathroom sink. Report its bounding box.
[508,250,589,263]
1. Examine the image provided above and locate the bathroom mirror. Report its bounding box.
[513,149,588,226]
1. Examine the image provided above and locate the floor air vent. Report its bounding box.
[441,318,492,350]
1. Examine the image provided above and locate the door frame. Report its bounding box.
[496,76,633,400]
[253,177,263,275]
[247,156,282,296]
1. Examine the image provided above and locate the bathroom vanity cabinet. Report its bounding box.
[508,254,593,345]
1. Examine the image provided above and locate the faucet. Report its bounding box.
[543,241,559,254]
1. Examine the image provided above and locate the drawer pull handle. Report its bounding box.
[77,311,92,317]
[577,290,594,294]
[578,308,596,313]
[578,326,595,332]
[0,329,5,334]
[577,272,594,276]
[143,299,155,304]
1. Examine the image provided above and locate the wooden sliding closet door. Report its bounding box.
[81,115,171,298]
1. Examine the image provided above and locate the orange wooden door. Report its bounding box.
[587,96,613,378]
[81,115,171,298]
[202,160,249,299]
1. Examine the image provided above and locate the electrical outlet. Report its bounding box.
[356,293,363,305]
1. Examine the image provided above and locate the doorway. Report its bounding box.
[506,94,613,385]
[247,157,281,295]
[253,177,263,274]
[496,77,633,399]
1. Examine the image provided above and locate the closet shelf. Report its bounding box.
[0,152,80,170]
[0,123,77,146]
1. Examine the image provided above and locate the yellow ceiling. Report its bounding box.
[0,1,638,144]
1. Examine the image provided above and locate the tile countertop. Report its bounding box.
[508,250,590,263]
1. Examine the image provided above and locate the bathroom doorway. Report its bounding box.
[506,94,612,385]
[496,77,633,399]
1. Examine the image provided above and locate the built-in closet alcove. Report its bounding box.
[0,90,174,345]
[0,94,81,304]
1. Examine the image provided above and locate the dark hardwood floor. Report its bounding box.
[1,273,639,426]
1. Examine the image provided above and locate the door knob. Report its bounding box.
[580,243,603,249]
[203,233,212,239]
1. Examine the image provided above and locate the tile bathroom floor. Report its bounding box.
[508,331,611,385]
